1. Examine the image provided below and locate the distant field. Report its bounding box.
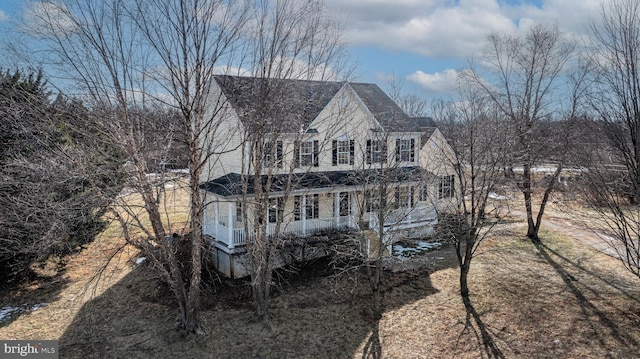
[2,189,640,358]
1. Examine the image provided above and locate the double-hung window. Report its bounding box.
[236,201,243,223]
[419,185,430,202]
[395,186,413,208]
[332,139,354,165]
[294,194,319,220]
[268,197,284,223]
[395,138,415,162]
[262,140,283,168]
[295,140,319,167]
[366,139,387,164]
[365,189,381,212]
[439,175,455,199]
[334,192,350,217]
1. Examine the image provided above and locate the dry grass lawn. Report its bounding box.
[2,215,640,358]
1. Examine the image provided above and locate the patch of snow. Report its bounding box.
[134,257,147,268]
[488,192,509,200]
[30,303,48,311]
[0,306,21,322]
[393,240,442,258]
[0,303,47,324]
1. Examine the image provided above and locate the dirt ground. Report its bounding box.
[2,202,640,358]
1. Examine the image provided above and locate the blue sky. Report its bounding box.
[0,0,606,97]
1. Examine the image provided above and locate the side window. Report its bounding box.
[439,175,455,199]
[395,138,415,162]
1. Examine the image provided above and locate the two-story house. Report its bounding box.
[199,75,457,277]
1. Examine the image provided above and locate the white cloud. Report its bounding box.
[0,10,8,22]
[23,2,77,36]
[407,69,461,95]
[328,0,608,59]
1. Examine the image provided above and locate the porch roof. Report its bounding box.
[200,167,430,197]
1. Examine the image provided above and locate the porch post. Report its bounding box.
[408,187,412,222]
[214,201,219,235]
[302,195,307,235]
[349,191,354,228]
[228,202,234,248]
[334,192,340,228]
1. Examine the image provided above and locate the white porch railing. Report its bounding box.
[211,215,357,248]
[369,205,438,232]
[204,204,437,250]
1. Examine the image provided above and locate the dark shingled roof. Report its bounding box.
[213,75,423,133]
[349,83,415,132]
[200,167,428,197]
[412,117,436,129]
[410,117,437,145]
[214,75,343,133]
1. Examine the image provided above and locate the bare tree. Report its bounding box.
[354,143,429,359]
[431,93,504,300]
[234,0,349,318]
[23,0,248,333]
[463,24,579,240]
[327,93,437,358]
[583,0,640,278]
[386,75,429,117]
[431,90,509,358]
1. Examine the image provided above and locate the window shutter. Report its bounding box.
[366,140,372,164]
[394,188,400,209]
[410,139,415,162]
[276,141,283,168]
[293,140,300,168]
[332,140,337,166]
[382,140,388,163]
[294,196,301,220]
[410,186,414,207]
[349,140,355,165]
[313,140,319,167]
[395,139,401,161]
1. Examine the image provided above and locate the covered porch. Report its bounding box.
[203,190,360,251]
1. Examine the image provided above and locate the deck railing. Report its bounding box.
[211,215,357,248]
[206,206,436,249]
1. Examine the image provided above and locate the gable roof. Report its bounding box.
[213,75,420,134]
[349,83,415,132]
[214,75,343,134]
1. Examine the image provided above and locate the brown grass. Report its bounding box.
[2,206,640,358]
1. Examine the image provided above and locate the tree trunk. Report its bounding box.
[460,262,470,301]
[531,163,563,241]
[253,260,272,318]
[522,164,537,240]
[185,166,204,334]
